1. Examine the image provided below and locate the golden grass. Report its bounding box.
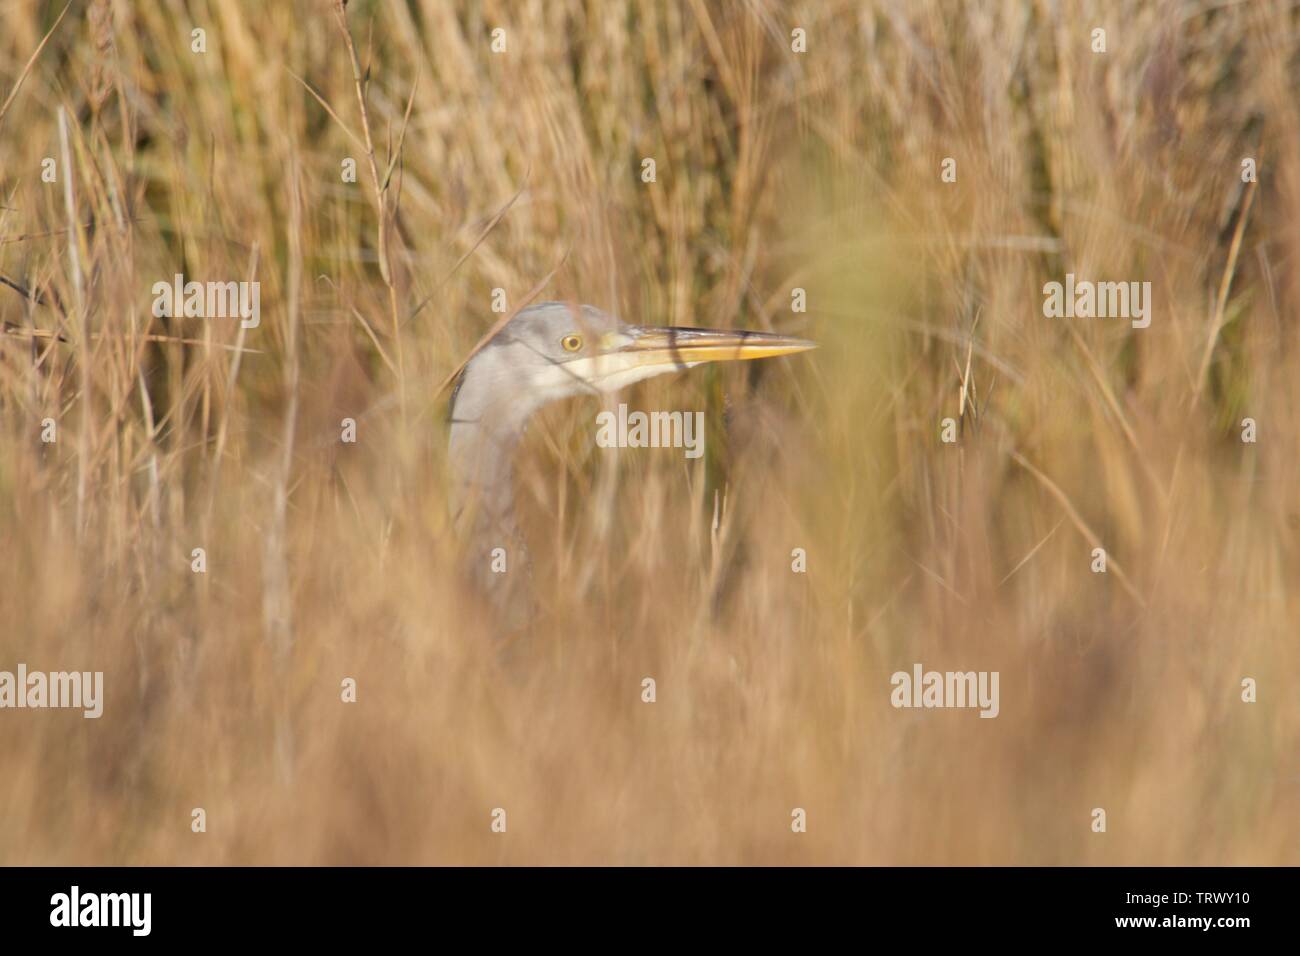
[0,0,1296,864]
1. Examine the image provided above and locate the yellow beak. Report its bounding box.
[616,326,816,369]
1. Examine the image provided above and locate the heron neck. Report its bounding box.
[448,416,523,541]
[446,359,543,552]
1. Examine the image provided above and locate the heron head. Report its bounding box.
[455,302,815,419]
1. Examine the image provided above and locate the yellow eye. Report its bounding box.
[561,334,583,352]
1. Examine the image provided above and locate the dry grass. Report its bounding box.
[0,0,1296,864]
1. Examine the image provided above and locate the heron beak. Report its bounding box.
[614,326,816,369]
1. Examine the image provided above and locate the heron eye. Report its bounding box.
[561,334,583,352]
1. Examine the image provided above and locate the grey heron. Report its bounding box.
[448,301,814,616]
